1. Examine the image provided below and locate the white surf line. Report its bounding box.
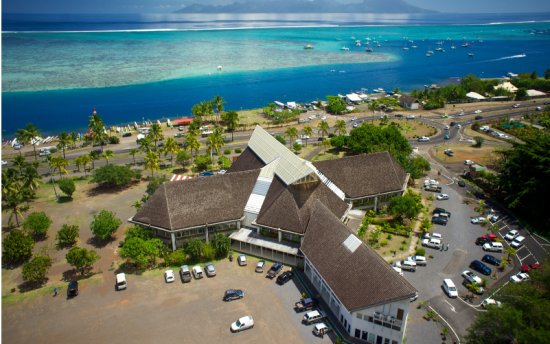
[427,305,462,343]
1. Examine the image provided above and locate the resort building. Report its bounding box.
[398,94,420,110]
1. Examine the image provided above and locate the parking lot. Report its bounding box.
[2,258,333,344]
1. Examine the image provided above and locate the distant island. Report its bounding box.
[173,0,438,14]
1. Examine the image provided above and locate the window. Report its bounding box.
[397,308,404,320]
[356,313,363,319]
[374,318,383,326]
[383,322,392,329]
[369,333,376,343]
[362,331,368,340]
[198,228,204,234]
[392,325,401,332]
[340,315,344,323]
[367,316,374,323]
[384,339,390,344]
[189,229,197,235]
[355,329,361,338]
[392,341,398,344]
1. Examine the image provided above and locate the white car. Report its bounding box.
[393,266,404,276]
[511,236,525,248]
[218,169,227,174]
[444,125,450,130]
[165,270,175,283]
[510,273,530,283]
[231,315,254,332]
[505,230,520,241]
[39,150,51,157]
[474,110,482,114]
[418,136,429,142]
[512,104,520,108]
[482,298,502,308]
[429,179,439,187]
[424,180,430,187]
[406,115,415,119]
[458,112,464,116]
[436,194,449,200]
[192,265,204,279]
[483,242,504,253]
[464,160,474,165]
[536,107,542,111]
[353,123,358,128]
[422,238,442,249]
[301,135,310,139]
[471,217,486,224]
[116,273,127,290]
[351,117,357,121]
[457,124,461,129]
[424,232,442,240]
[238,254,247,266]
[462,270,482,284]
[443,279,458,298]
[407,255,427,266]
[1,161,7,166]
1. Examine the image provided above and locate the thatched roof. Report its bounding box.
[227,147,266,173]
[255,176,348,234]
[133,169,261,230]
[301,201,417,311]
[312,152,407,198]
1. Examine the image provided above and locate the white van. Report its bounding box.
[116,273,127,290]
[443,279,458,298]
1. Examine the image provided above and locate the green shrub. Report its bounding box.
[170,249,187,266]
[56,224,80,244]
[50,147,58,153]
[235,148,243,153]
[387,234,393,240]
[223,149,231,155]
[402,239,408,245]
[416,248,426,256]
[109,136,120,144]
[380,239,389,246]
[22,211,53,238]
[90,164,142,186]
[58,177,76,198]
[2,231,35,261]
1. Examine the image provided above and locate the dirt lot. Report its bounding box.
[429,144,496,164]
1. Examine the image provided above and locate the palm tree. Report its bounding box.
[148,123,164,150]
[187,123,200,138]
[334,120,347,136]
[144,150,161,177]
[70,132,79,149]
[466,281,481,301]
[104,149,114,164]
[302,126,313,147]
[285,127,299,148]
[75,156,83,172]
[128,148,139,165]
[89,150,99,169]
[3,190,25,227]
[32,160,40,170]
[51,156,70,178]
[2,172,21,202]
[368,102,380,124]
[80,155,92,177]
[211,95,227,123]
[185,135,202,156]
[201,100,214,122]
[206,128,225,155]
[88,111,106,152]
[14,128,28,157]
[22,166,42,192]
[321,139,332,151]
[163,137,180,165]
[222,110,240,141]
[137,137,153,155]
[504,247,517,262]
[23,123,42,161]
[82,134,92,147]
[317,121,329,138]
[12,155,28,174]
[191,103,206,121]
[56,132,71,159]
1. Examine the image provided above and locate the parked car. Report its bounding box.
[444,135,450,139]
[67,281,79,297]
[224,289,244,301]
[471,217,486,224]
[122,132,132,137]
[418,136,430,142]
[511,236,525,248]
[458,180,466,187]
[444,150,454,156]
[295,297,320,312]
[116,273,127,290]
[422,238,442,249]
[475,116,483,120]
[406,115,415,119]
[482,298,502,308]
[443,279,458,298]
[436,194,449,200]
[462,270,482,284]
[393,266,404,276]
[267,262,284,278]
[476,237,492,245]
[424,232,442,240]
[255,261,266,273]
[464,160,474,165]
[510,273,530,283]
[432,217,448,226]
[192,265,204,279]
[395,114,404,118]
[157,141,164,147]
[458,112,464,116]
[395,260,416,272]
[353,123,358,128]
[313,323,333,337]
[165,270,175,283]
[529,263,542,270]
[407,255,427,266]
[433,208,451,217]
[470,260,492,275]
[505,230,520,241]
[520,265,530,273]
[489,215,499,222]
[237,254,247,266]
[39,150,51,157]
[481,234,498,241]
[457,124,461,129]
[277,271,294,284]
[303,310,327,325]
[199,171,214,177]
[482,255,501,266]
[483,242,504,253]
[205,263,216,277]
[231,315,254,332]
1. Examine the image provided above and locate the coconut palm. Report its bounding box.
[2,172,21,202]
[12,155,28,174]
[32,160,40,170]
[334,120,347,136]
[144,150,161,177]
[104,149,114,164]
[88,112,106,152]
[22,123,42,161]
[80,155,92,177]
[285,127,299,148]
[302,126,313,147]
[51,156,70,178]
[185,135,202,156]
[89,150,99,169]
[201,100,214,122]
[317,121,329,138]
[163,137,180,165]
[22,166,42,192]
[128,148,139,165]
[321,139,332,151]
[211,95,226,123]
[466,281,481,301]
[206,128,225,155]
[75,156,83,172]
[3,190,25,227]
[504,247,517,262]
[368,102,380,124]
[191,103,206,120]
[222,110,240,141]
[187,123,200,138]
[70,132,79,149]
[138,136,154,154]
[56,132,71,159]
[82,134,92,146]
[148,123,164,150]
[14,128,28,157]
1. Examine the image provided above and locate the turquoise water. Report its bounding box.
[2,18,550,136]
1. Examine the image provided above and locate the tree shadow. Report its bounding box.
[17,278,50,293]
[62,268,94,282]
[86,235,117,249]
[55,196,74,204]
[85,181,138,198]
[2,255,32,270]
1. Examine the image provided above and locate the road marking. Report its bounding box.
[443,300,457,313]
[518,253,531,263]
[427,306,462,343]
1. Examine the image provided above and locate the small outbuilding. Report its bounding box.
[399,95,420,110]
[345,94,362,104]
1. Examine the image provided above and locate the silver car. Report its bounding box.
[205,263,216,277]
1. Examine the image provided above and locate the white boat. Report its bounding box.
[377,44,381,47]
[134,121,138,129]
[436,41,444,45]
[341,46,349,51]
[412,46,417,48]
[355,40,361,43]
[366,37,371,40]
[409,40,414,43]
[469,53,474,57]
[428,47,434,54]
[447,37,451,40]
[167,119,171,126]
[351,36,355,39]
[157,120,161,126]
[436,47,443,52]
[366,48,373,52]
[403,36,408,39]
[403,42,409,50]
[426,54,431,57]
[356,43,361,46]
[374,88,384,93]
[336,38,342,41]
[274,101,285,107]
[451,42,456,49]
[385,39,388,42]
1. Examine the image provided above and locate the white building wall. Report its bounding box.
[242,211,258,228]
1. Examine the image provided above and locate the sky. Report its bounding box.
[2,0,550,14]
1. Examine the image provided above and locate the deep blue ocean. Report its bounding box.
[2,13,550,137]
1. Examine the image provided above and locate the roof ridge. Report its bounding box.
[387,152,402,191]
[163,183,174,230]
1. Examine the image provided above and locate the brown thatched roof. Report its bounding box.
[227,147,266,173]
[255,176,348,234]
[133,169,260,230]
[312,152,407,198]
[301,201,417,311]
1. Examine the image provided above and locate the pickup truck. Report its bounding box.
[313,322,333,337]
[266,262,283,279]
[295,297,320,312]
[424,185,442,193]
[302,310,327,325]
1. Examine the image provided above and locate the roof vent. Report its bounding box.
[343,234,361,253]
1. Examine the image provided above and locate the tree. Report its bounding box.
[544,68,550,80]
[2,230,35,261]
[22,211,53,238]
[70,132,79,148]
[317,121,330,138]
[326,95,347,114]
[414,155,431,173]
[202,242,216,261]
[185,135,202,156]
[465,281,481,301]
[394,153,423,180]
[212,232,231,257]
[56,224,80,244]
[103,149,114,164]
[516,87,528,98]
[292,142,302,154]
[90,164,141,186]
[66,246,101,275]
[22,166,42,193]
[145,238,165,265]
[205,129,225,156]
[185,237,204,261]
[3,190,25,227]
[321,139,332,150]
[285,127,299,148]
[163,137,180,165]
[128,148,139,165]
[170,249,187,266]
[120,237,149,267]
[23,123,42,161]
[347,124,412,155]
[302,126,313,147]
[194,154,211,170]
[138,136,154,154]
[131,195,149,212]
[388,196,421,224]
[89,150,100,169]
[124,225,153,241]
[22,256,52,285]
[90,210,122,240]
[144,150,161,177]
[50,156,70,178]
[211,94,226,123]
[368,102,380,123]
[274,135,286,145]
[56,132,71,159]
[148,123,164,150]
[58,177,76,198]
[14,127,28,157]
[12,155,28,174]
[530,70,538,80]
[473,136,485,147]
[80,155,92,177]
[176,150,192,171]
[222,110,240,141]
[334,120,347,136]
[88,110,105,152]
[146,175,168,196]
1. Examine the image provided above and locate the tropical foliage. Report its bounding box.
[90,210,122,240]
[66,246,101,275]
[90,164,142,186]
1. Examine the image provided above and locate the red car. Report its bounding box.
[520,265,530,273]
[481,234,498,242]
[529,264,541,270]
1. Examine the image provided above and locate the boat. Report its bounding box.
[403,42,409,50]
[469,53,474,57]
[351,36,355,39]
[303,44,314,49]
[426,53,431,57]
[355,40,361,43]
[436,41,444,45]
[365,41,369,45]
[167,119,171,126]
[409,40,414,43]
[274,101,285,107]
[403,36,408,39]
[451,42,456,50]
[447,37,451,40]
[428,46,434,54]
[366,37,371,41]
[377,44,381,47]
[366,48,373,52]
[412,46,417,48]
[436,47,443,52]
[341,46,349,51]
[217,66,222,70]
[356,43,361,46]
[134,122,138,129]
[336,38,342,41]
[157,120,162,126]
[374,88,384,93]
[385,39,388,42]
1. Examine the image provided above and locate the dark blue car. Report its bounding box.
[482,255,501,266]
[470,260,492,275]
[223,289,244,301]
[199,171,214,177]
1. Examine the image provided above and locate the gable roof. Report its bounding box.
[312,152,407,199]
[226,147,266,173]
[133,169,260,230]
[399,94,419,106]
[301,201,417,311]
[255,176,349,234]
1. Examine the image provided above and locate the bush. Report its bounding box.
[22,211,53,238]
[66,246,101,275]
[202,242,216,261]
[223,149,231,155]
[56,224,80,244]
[274,136,286,145]
[185,238,204,261]
[235,148,243,153]
[399,245,405,251]
[58,177,76,198]
[380,239,389,246]
[416,248,426,256]
[109,136,120,144]
[387,234,393,240]
[473,136,485,147]
[50,147,58,153]
[218,156,232,169]
[146,175,168,196]
[194,154,211,169]
[22,256,52,285]
[90,210,122,240]
[170,249,187,266]
[2,230,35,261]
[90,164,142,186]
